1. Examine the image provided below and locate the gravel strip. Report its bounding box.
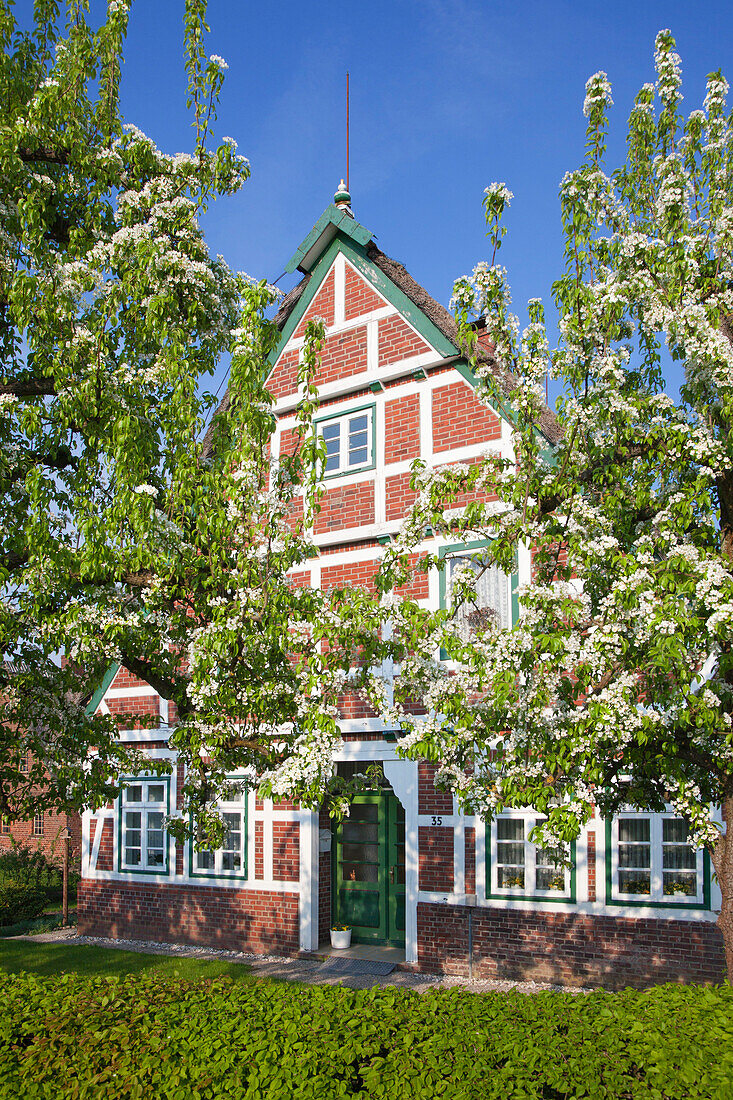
[10,927,589,993]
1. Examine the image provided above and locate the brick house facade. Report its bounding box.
[77,193,726,987]
[0,803,81,863]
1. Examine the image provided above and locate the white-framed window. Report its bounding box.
[191,780,247,878]
[489,813,573,900]
[33,814,44,837]
[609,813,704,905]
[317,406,374,476]
[445,551,511,640]
[119,778,169,874]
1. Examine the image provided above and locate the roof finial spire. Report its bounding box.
[334,178,352,214]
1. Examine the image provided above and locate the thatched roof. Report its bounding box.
[200,240,561,458]
[366,243,562,445]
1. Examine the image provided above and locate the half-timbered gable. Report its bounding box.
[77,190,725,987]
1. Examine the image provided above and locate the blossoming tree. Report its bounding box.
[374,31,733,974]
[0,0,373,838]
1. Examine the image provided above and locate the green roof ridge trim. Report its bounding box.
[85,661,120,716]
[284,204,373,275]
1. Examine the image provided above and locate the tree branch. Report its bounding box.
[1,549,28,574]
[17,145,69,166]
[0,378,56,398]
[3,446,78,487]
[538,442,650,516]
[116,648,192,719]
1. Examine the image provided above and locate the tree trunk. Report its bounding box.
[710,794,733,984]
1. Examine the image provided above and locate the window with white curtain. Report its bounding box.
[610,814,704,904]
[489,813,573,899]
[446,551,511,640]
[191,780,248,878]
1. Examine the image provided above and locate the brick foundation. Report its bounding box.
[417,902,726,988]
[78,880,299,955]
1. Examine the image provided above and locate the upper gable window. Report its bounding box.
[317,406,375,477]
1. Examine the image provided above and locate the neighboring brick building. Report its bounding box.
[0,750,81,862]
[0,802,81,863]
[77,189,726,987]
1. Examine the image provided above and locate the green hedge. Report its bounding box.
[0,844,79,903]
[0,882,47,926]
[0,973,731,1098]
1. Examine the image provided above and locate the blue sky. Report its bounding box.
[115,2,732,397]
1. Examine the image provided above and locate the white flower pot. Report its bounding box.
[330,928,352,949]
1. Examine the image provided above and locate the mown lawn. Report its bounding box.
[0,938,253,982]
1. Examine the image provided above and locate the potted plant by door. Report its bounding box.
[330,924,352,949]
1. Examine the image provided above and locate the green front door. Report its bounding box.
[333,792,405,946]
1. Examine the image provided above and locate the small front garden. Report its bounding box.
[0,844,78,936]
[0,955,730,1098]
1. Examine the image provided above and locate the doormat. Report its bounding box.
[318,958,396,977]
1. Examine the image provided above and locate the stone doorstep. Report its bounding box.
[299,950,423,974]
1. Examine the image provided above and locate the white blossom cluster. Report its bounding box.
[371,32,733,860]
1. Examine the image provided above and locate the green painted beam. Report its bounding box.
[85,661,120,716]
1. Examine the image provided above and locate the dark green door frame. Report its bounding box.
[332,791,406,946]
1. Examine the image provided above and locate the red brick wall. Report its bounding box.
[314,482,374,534]
[104,667,162,726]
[378,315,430,367]
[344,263,385,320]
[293,269,334,336]
[418,762,453,815]
[0,810,81,861]
[105,696,160,726]
[278,424,301,458]
[587,831,596,903]
[316,327,368,387]
[337,692,378,720]
[465,827,476,895]
[416,903,725,988]
[109,667,152,691]
[384,394,420,464]
[321,559,378,593]
[432,382,501,452]
[385,471,418,522]
[272,822,299,881]
[94,818,114,872]
[394,553,429,600]
[78,880,299,954]
[418,826,453,891]
[254,822,264,879]
[267,348,300,402]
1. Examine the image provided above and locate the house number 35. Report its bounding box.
[431,816,443,826]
